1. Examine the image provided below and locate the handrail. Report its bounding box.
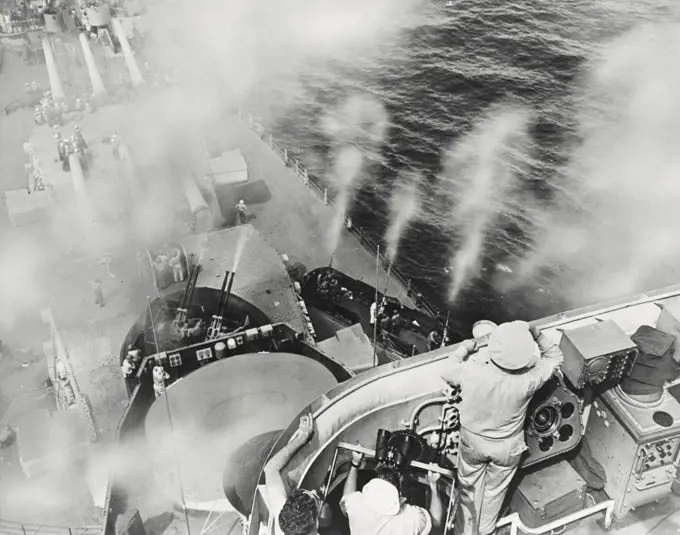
[495,498,615,535]
[236,109,444,321]
[0,17,44,35]
[0,519,100,535]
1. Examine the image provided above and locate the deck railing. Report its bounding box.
[0,16,44,35]
[0,520,101,535]
[236,109,443,321]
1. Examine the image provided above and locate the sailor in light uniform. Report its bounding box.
[111,132,121,161]
[153,365,170,398]
[442,322,564,535]
[235,200,248,224]
[122,355,136,378]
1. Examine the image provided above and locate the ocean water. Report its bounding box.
[243,0,680,338]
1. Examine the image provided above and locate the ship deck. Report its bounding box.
[0,41,412,529]
[3,31,680,535]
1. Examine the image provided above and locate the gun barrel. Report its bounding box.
[184,264,201,312]
[220,271,236,318]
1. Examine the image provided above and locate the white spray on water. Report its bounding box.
[385,172,421,263]
[326,146,363,255]
[496,23,680,308]
[444,106,532,303]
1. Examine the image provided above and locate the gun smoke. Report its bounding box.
[443,105,532,304]
[323,94,389,255]
[495,23,680,309]
[385,172,421,264]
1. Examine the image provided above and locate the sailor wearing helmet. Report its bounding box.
[441,321,564,535]
[235,199,248,224]
[74,124,88,151]
[152,365,170,398]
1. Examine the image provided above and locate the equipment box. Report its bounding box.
[509,460,586,528]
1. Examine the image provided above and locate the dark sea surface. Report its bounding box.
[244,0,680,339]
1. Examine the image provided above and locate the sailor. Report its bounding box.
[169,248,185,283]
[427,330,441,352]
[379,314,391,338]
[369,301,378,325]
[34,105,45,124]
[152,365,170,398]
[265,414,331,535]
[111,132,121,161]
[74,124,89,155]
[186,319,204,338]
[442,321,564,535]
[59,138,71,172]
[235,200,248,224]
[91,278,104,307]
[54,130,63,158]
[378,298,387,318]
[153,253,171,289]
[127,345,143,366]
[122,355,136,378]
[390,310,404,336]
[341,454,443,535]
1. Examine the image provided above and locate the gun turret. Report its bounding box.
[207,271,232,339]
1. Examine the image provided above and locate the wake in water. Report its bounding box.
[443,105,533,303]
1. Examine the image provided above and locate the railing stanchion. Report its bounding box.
[238,111,441,318]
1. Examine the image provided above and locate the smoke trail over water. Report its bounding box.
[323,94,389,255]
[444,106,533,303]
[496,23,680,308]
[385,172,421,263]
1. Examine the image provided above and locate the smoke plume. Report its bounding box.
[443,105,533,303]
[496,23,680,308]
[323,94,389,255]
[385,172,421,263]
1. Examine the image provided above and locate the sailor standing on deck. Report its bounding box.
[111,132,121,161]
[91,278,104,307]
[370,301,378,325]
[74,124,91,169]
[169,248,185,283]
[235,200,248,224]
[153,365,170,398]
[122,355,136,378]
[442,321,564,535]
[427,330,441,352]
